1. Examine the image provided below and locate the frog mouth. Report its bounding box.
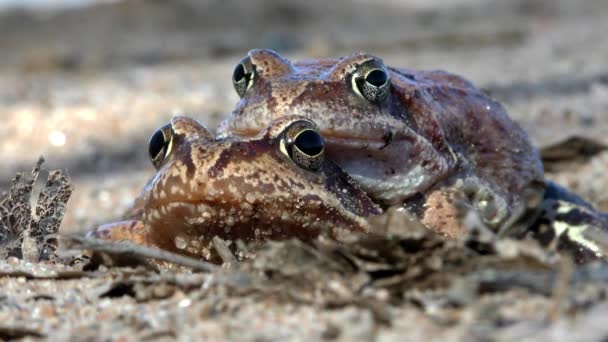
[323,134,399,150]
[230,127,400,149]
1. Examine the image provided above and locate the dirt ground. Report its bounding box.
[1,0,608,340]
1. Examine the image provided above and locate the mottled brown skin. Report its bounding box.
[91,116,381,261]
[220,49,545,236]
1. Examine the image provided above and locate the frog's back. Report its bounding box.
[392,66,545,206]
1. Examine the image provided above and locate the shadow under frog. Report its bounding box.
[90,116,380,261]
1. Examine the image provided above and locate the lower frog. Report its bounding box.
[90,116,380,261]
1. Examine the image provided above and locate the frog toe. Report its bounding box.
[88,220,149,246]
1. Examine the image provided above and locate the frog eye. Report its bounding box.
[232,57,256,98]
[281,121,325,171]
[148,123,173,169]
[352,60,390,104]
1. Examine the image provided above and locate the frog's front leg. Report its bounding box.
[405,189,472,238]
[406,178,538,238]
[89,220,150,246]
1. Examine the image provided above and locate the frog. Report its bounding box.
[90,115,381,261]
[218,49,546,238]
[219,50,608,263]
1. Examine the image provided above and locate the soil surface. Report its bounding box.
[1,0,607,340]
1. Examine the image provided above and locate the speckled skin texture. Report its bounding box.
[92,116,380,261]
[220,49,545,236]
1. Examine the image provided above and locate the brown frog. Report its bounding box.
[90,116,380,261]
[219,49,545,237]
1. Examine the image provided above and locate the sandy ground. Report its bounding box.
[0,0,607,340]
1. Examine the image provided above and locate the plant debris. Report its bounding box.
[0,157,72,262]
[2,156,608,340]
[0,325,45,340]
[4,220,608,340]
[63,235,219,273]
[541,136,608,172]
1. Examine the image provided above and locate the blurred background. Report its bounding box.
[0,0,606,233]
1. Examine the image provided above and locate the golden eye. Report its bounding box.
[352,60,390,103]
[281,121,325,171]
[232,56,256,98]
[148,123,173,169]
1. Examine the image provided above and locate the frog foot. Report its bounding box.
[88,220,150,246]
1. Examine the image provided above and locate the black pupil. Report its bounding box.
[149,129,166,160]
[294,130,324,156]
[233,63,247,83]
[366,69,388,87]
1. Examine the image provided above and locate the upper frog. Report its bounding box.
[219,49,545,236]
[91,115,380,261]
